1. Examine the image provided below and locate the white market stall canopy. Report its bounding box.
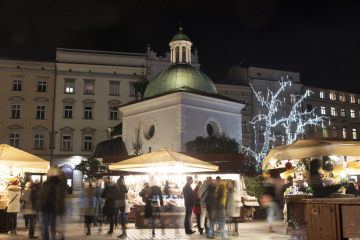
[108,147,219,173]
[263,139,360,169]
[0,144,49,173]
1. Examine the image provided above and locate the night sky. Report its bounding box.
[1,0,360,93]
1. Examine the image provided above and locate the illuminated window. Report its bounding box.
[339,94,345,102]
[257,91,263,100]
[306,89,311,97]
[351,109,355,118]
[329,92,334,100]
[358,98,360,104]
[321,106,326,115]
[331,107,336,116]
[343,128,347,139]
[65,80,75,93]
[341,108,346,117]
[320,91,324,99]
[84,80,95,94]
[290,94,295,103]
[333,127,337,138]
[350,95,355,103]
[323,127,328,138]
[353,128,357,140]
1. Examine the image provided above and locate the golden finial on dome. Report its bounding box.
[178,19,183,31]
[179,27,183,31]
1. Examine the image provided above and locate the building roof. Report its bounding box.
[90,137,128,159]
[170,29,191,42]
[144,64,217,98]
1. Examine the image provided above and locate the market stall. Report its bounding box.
[0,144,49,232]
[107,148,247,228]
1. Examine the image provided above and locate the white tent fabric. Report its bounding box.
[263,140,360,169]
[0,144,49,173]
[109,147,219,173]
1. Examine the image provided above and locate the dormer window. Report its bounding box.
[320,91,324,99]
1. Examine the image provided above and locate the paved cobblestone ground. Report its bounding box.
[0,198,294,240]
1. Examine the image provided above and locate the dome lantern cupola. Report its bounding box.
[169,27,192,65]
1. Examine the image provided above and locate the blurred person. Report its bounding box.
[80,181,96,235]
[21,181,39,239]
[117,175,128,239]
[164,180,170,198]
[124,192,131,228]
[7,179,21,234]
[56,168,67,240]
[198,178,210,235]
[205,177,217,239]
[145,183,164,237]
[183,176,195,234]
[262,175,278,233]
[346,180,358,197]
[102,181,120,235]
[38,166,61,240]
[139,182,151,203]
[215,176,228,239]
[93,179,103,226]
[226,181,240,236]
[193,181,203,234]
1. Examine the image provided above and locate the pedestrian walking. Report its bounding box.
[21,181,39,239]
[117,175,128,239]
[139,182,151,203]
[215,176,228,239]
[226,181,240,236]
[164,180,170,198]
[182,176,195,234]
[205,177,217,239]
[144,184,164,237]
[193,181,203,234]
[56,168,67,240]
[7,179,21,234]
[262,176,278,233]
[102,181,120,235]
[198,178,210,235]
[93,179,103,226]
[80,181,96,235]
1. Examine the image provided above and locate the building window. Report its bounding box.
[343,128,347,139]
[358,98,360,104]
[258,129,265,143]
[84,80,94,94]
[331,107,336,116]
[83,135,93,151]
[341,108,346,117]
[37,80,47,92]
[36,105,46,119]
[306,104,313,112]
[306,89,311,97]
[322,127,328,138]
[290,94,295,103]
[350,109,355,118]
[275,131,282,145]
[350,95,355,103]
[9,133,20,148]
[329,92,335,100]
[320,91,324,99]
[61,135,72,151]
[65,80,75,93]
[12,79,22,91]
[339,94,345,102]
[333,127,337,138]
[110,108,118,120]
[353,128,357,140]
[11,104,21,119]
[321,106,326,115]
[129,83,135,96]
[257,91,263,100]
[64,105,73,118]
[84,106,93,119]
[242,120,247,133]
[34,133,45,149]
[110,81,120,95]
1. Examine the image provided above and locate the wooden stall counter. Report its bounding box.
[301,198,360,240]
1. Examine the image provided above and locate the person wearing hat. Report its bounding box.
[21,181,39,239]
[7,179,21,234]
[182,176,195,234]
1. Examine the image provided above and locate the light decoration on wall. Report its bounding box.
[0,165,22,181]
[243,77,328,165]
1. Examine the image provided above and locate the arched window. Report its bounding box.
[182,46,186,63]
[175,47,179,63]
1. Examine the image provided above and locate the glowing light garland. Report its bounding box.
[243,78,328,165]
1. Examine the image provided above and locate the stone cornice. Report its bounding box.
[305,97,360,108]
[0,67,55,75]
[56,71,139,79]
[0,58,55,67]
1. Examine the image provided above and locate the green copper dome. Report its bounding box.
[170,30,191,42]
[144,64,217,98]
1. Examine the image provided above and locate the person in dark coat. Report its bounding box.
[346,181,358,197]
[164,180,170,198]
[139,182,151,203]
[101,182,120,235]
[117,176,128,239]
[56,169,67,240]
[38,166,60,240]
[205,178,217,239]
[93,179,103,226]
[193,181,202,235]
[21,181,39,239]
[144,184,163,237]
[80,182,96,235]
[182,176,195,234]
